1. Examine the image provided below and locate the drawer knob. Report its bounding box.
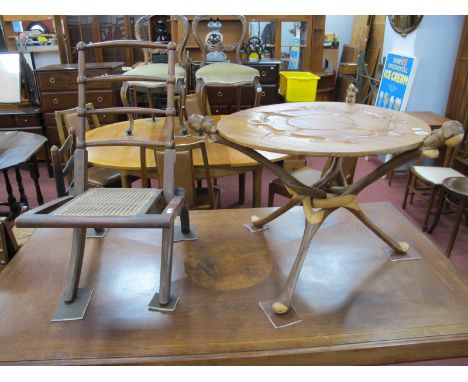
[24,118,28,123]
[261,71,267,77]
[97,96,104,103]
[217,91,223,97]
[49,77,56,84]
[52,98,59,105]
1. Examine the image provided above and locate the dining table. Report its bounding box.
[191,100,463,325]
[85,116,289,207]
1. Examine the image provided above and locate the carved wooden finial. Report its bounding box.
[346,83,358,104]
[188,114,217,136]
[420,120,464,158]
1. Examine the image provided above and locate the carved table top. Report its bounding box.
[217,102,432,157]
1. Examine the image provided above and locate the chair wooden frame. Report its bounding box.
[402,131,467,231]
[121,15,190,136]
[55,103,100,146]
[156,141,220,210]
[16,39,194,320]
[191,15,263,116]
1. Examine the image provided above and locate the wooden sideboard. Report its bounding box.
[34,62,124,146]
[190,60,281,115]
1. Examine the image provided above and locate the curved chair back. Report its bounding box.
[134,15,190,69]
[192,15,247,66]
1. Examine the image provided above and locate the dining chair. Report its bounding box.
[402,120,466,231]
[156,141,221,210]
[427,176,468,257]
[268,157,358,206]
[192,15,261,205]
[121,15,190,136]
[16,39,195,321]
[192,15,263,116]
[55,104,122,189]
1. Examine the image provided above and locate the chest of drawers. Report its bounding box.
[35,62,124,146]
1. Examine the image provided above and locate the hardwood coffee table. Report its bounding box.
[191,101,464,321]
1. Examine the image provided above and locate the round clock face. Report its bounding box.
[205,31,223,47]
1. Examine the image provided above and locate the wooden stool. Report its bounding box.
[428,176,468,257]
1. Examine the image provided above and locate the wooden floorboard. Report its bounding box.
[0,202,467,365]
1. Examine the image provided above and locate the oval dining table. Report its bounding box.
[86,116,289,207]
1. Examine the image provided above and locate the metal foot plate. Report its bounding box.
[258,301,303,329]
[244,223,269,233]
[384,246,422,262]
[86,228,109,238]
[148,293,180,312]
[174,225,198,242]
[52,288,94,322]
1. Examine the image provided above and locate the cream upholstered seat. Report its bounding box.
[121,15,190,135]
[411,166,464,185]
[195,63,260,84]
[124,63,186,88]
[403,121,467,231]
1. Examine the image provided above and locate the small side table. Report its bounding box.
[428,176,468,257]
[0,131,47,220]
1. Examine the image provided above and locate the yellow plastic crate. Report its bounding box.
[279,72,321,102]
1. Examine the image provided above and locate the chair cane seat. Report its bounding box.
[53,188,162,217]
[195,63,259,84]
[411,166,464,185]
[124,63,186,87]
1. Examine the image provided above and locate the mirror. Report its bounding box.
[0,52,22,103]
[388,16,424,37]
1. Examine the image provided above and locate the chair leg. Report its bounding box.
[180,205,191,234]
[148,226,179,312]
[427,191,445,234]
[268,184,275,207]
[63,228,87,303]
[388,170,394,186]
[402,171,412,209]
[445,198,465,258]
[121,82,134,135]
[423,185,438,232]
[52,227,93,321]
[238,173,246,205]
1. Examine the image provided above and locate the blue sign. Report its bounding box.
[375,52,417,111]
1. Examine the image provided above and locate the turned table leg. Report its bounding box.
[2,169,21,220]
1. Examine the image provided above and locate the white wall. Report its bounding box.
[382,15,464,115]
[325,15,354,62]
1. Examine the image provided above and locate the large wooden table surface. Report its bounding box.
[86,117,287,170]
[0,131,47,170]
[1,202,467,365]
[86,117,288,207]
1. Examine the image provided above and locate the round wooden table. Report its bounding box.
[213,101,441,317]
[86,117,288,207]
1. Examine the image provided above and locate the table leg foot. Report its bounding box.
[345,205,409,254]
[251,195,302,228]
[259,301,302,328]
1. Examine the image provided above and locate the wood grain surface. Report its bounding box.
[0,203,467,365]
[0,131,47,170]
[86,117,288,171]
[217,102,432,157]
